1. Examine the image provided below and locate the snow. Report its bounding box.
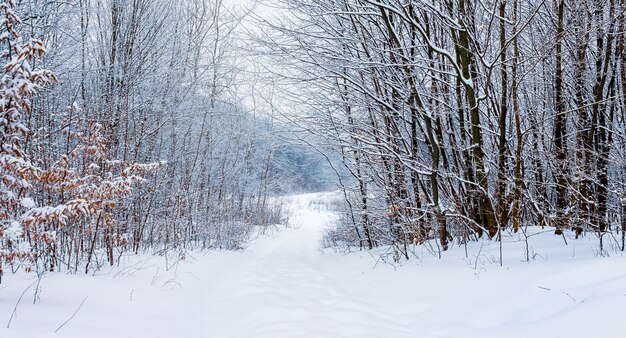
[4,221,22,240]
[20,197,35,209]
[1,192,625,338]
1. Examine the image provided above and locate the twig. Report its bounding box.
[7,280,37,328]
[54,295,88,333]
[562,291,576,302]
[33,269,45,305]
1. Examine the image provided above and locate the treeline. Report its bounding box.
[0,0,295,280]
[259,0,626,256]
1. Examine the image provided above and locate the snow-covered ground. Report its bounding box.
[1,192,625,338]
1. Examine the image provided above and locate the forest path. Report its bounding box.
[185,192,421,338]
[179,192,625,338]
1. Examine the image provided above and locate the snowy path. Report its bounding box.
[2,192,626,338]
[166,193,626,338]
[187,194,419,338]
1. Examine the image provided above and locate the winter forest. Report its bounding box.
[1,0,626,337]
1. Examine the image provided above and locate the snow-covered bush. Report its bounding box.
[0,0,162,280]
[0,0,56,280]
